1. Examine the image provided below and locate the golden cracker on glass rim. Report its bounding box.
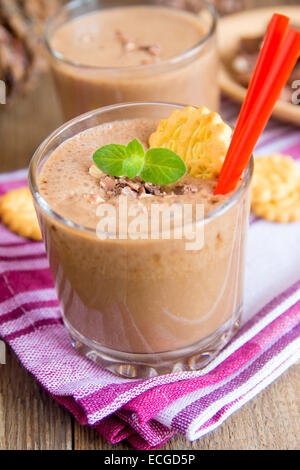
[149,106,232,179]
[0,187,42,241]
[251,154,300,205]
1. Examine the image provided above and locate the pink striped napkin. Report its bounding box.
[0,98,300,449]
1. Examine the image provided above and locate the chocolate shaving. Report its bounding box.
[144,182,166,196]
[90,164,218,202]
[139,43,161,57]
[95,174,210,201]
[99,175,118,198]
[97,174,167,200]
[174,183,198,195]
[115,29,137,53]
[115,29,162,62]
[98,175,138,199]
[121,186,138,198]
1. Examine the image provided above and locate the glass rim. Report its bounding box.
[28,101,253,236]
[43,0,218,73]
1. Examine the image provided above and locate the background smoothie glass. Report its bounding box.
[29,103,253,378]
[44,0,219,120]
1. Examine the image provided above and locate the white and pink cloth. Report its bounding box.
[0,98,299,449]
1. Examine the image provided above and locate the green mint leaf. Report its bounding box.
[93,144,128,177]
[126,138,145,160]
[93,139,145,179]
[123,139,145,178]
[93,139,186,185]
[123,154,144,179]
[140,148,186,185]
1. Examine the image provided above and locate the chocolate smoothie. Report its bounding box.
[46,3,219,119]
[37,117,250,366]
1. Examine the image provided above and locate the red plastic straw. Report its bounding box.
[215,24,300,195]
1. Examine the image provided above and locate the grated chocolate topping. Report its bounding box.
[96,174,218,201]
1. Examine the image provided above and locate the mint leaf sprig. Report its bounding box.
[93,138,186,185]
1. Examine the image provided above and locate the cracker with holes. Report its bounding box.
[0,187,42,240]
[149,106,232,179]
[251,154,300,223]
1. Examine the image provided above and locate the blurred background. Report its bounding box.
[0,0,299,173]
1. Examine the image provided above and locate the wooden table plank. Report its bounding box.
[0,348,73,450]
[0,67,299,452]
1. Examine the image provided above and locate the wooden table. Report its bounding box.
[0,74,299,451]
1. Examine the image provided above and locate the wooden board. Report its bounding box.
[218,6,300,126]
